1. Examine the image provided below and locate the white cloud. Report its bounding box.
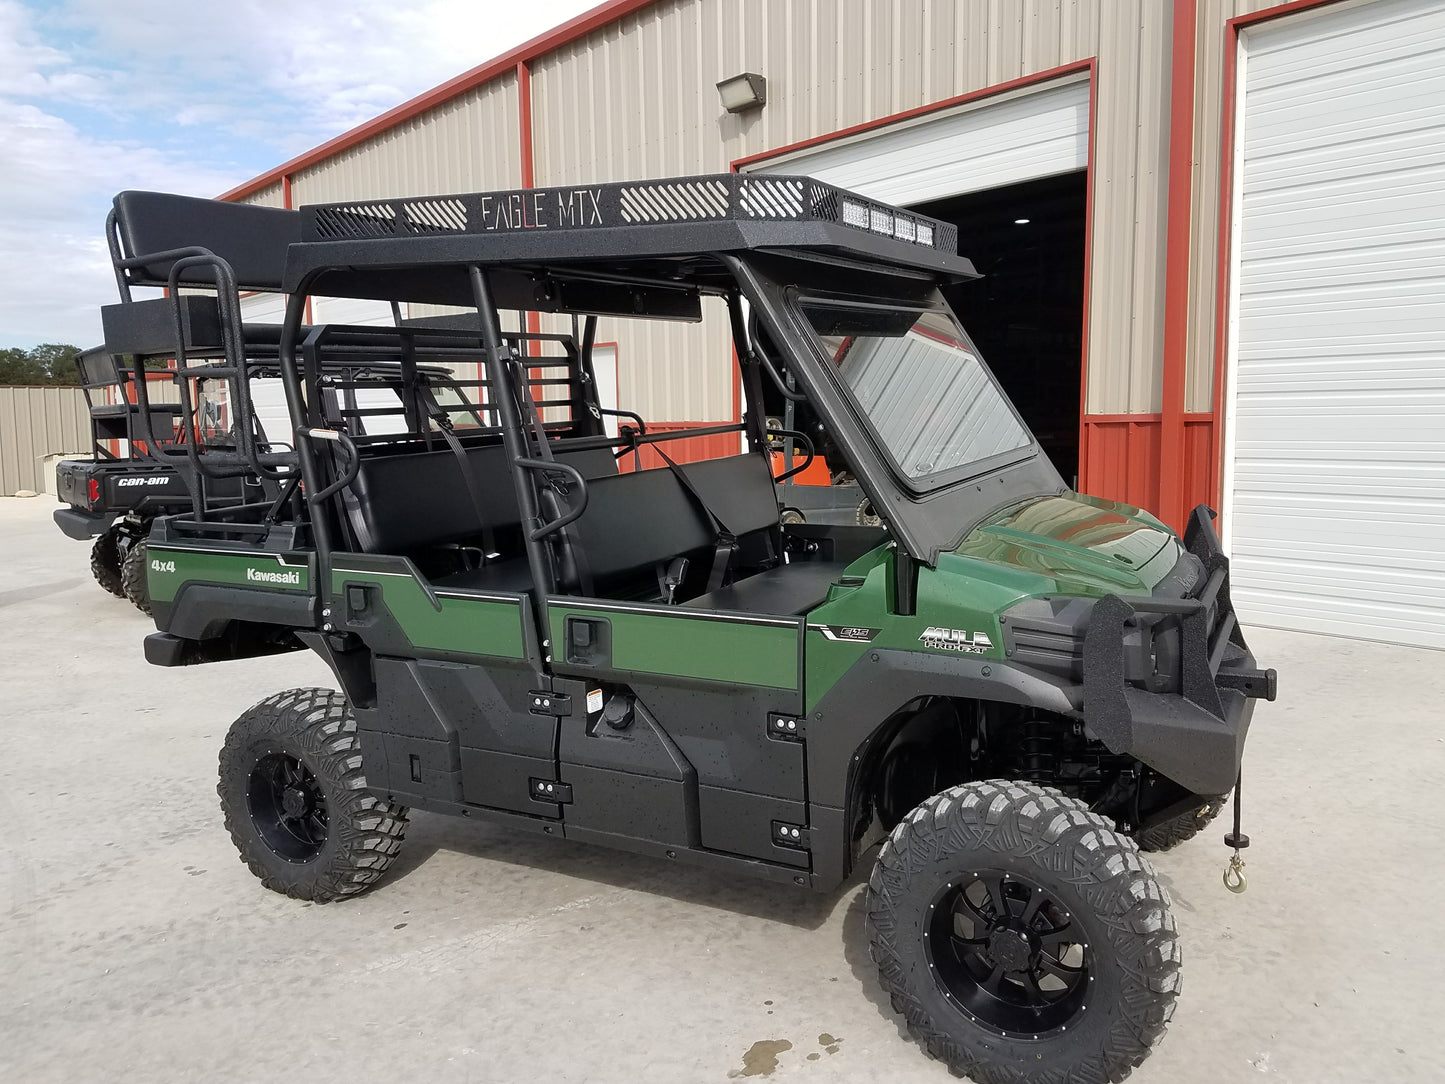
[0,0,600,348]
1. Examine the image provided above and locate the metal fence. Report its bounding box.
[0,386,91,495]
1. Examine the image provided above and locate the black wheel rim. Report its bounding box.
[247,752,329,863]
[924,870,1091,1038]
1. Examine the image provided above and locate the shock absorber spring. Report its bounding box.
[1019,719,1056,783]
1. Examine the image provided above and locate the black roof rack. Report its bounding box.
[285,174,977,297]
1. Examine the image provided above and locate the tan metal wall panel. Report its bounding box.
[1185,0,1233,413]
[290,76,522,206]
[532,0,1169,417]
[0,386,92,494]
[240,182,286,208]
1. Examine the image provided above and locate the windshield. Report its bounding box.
[796,298,1032,485]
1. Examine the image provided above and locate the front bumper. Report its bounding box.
[1080,506,1277,795]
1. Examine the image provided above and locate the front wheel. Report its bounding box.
[218,688,408,902]
[867,780,1179,1083]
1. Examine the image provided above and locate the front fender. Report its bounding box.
[802,649,1077,892]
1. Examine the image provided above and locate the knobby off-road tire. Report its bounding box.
[121,538,151,615]
[90,527,126,598]
[1133,794,1228,853]
[218,688,408,902]
[867,780,1180,1084]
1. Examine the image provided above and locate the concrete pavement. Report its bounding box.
[1,495,1441,1083]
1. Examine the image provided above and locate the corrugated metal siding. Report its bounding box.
[538,302,734,424]
[1185,0,1374,413]
[1225,0,1445,647]
[1185,0,1234,414]
[532,0,1170,416]
[240,182,287,209]
[0,387,92,494]
[751,78,1091,203]
[290,76,522,206]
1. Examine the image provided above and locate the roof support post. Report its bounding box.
[468,264,553,677]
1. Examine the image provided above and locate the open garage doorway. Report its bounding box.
[913,169,1088,486]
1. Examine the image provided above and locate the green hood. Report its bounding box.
[950,492,1181,597]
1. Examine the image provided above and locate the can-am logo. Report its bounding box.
[115,476,170,487]
[918,626,993,654]
[246,567,301,585]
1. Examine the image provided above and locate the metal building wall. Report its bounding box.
[531,0,1173,418]
[290,77,523,206]
[1185,0,1347,414]
[240,182,287,209]
[0,386,91,495]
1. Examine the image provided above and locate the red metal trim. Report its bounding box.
[218,0,660,202]
[1232,0,1350,30]
[1076,58,1099,495]
[518,60,541,341]
[517,61,535,188]
[281,173,292,210]
[1159,0,1199,532]
[730,59,1095,171]
[1083,412,1212,423]
[1209,0,1351,513]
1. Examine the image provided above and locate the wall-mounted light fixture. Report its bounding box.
[717,72,767,114]
[1014,218,1031,225]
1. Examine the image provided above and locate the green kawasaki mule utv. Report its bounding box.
[103,176,1275,1083]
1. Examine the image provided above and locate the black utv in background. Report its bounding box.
[51,347,228,613]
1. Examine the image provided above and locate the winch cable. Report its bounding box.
[1223,768,1249,893]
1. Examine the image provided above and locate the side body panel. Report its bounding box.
[546,599,810,869]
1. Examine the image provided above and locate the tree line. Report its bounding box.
[0,344,85,385]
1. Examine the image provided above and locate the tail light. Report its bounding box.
[87,477,100,508]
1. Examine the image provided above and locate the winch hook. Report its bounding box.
[1222,768,1249,893]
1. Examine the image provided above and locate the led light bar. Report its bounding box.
[303,174,958,255]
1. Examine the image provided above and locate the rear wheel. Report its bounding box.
[1134,794,1228,853]
[89,527,126,598]
[121,538,151,615]
[867,780,1179,1084]
[218,688,408,902]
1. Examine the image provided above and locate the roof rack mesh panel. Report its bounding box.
[301,174,957,254]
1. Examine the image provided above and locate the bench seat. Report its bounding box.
[432,558,535,596]
[680,560,848,616]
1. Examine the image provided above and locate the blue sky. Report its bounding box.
[0,0,599,350]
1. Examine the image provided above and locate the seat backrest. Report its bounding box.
[344,442,617,555]
[560,453,779,587]
[112,191,303,291]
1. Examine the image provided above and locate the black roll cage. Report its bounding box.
[96,174,1063,617]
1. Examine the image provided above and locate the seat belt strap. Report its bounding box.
[418,386,499,560]
[652,444,738,592]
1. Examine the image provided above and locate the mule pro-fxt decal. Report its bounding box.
[917,626,994,655]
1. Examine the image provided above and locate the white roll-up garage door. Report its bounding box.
[746,79,1089,204]
[1225,0,1445,649]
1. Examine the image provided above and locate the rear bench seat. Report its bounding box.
[340,442,616,577]
[343,443,843,614]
